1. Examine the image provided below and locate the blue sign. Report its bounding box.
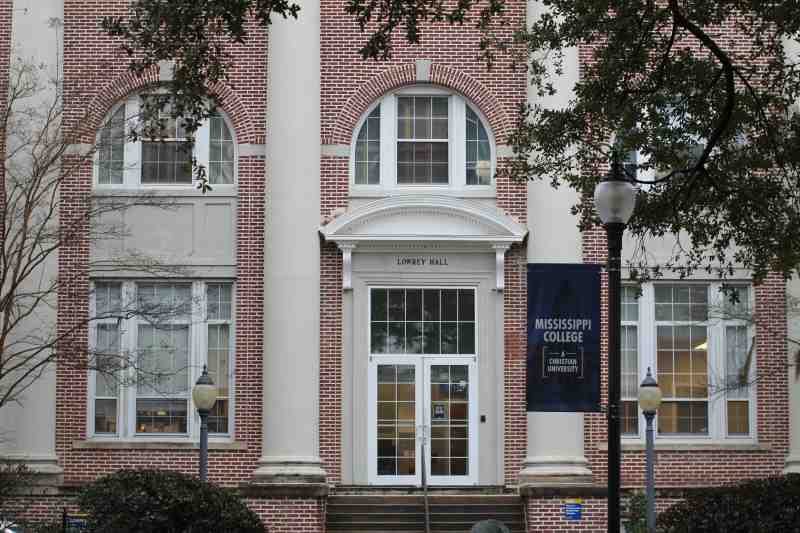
[527,264,601,412]
[63,511,89,532]
[564,499,583,521]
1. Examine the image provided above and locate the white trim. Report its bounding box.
[87,279,236,443]
[321,195,527,245]
[348,86,497,195]
[621,282,757,445]
[366,286,480,486]
[93,95,239,191]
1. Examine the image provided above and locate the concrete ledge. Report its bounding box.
[520,485,724,499]
[520,485,608,498]
[72,440,247,451]
[595,441,772,452]
[240,483,330,498]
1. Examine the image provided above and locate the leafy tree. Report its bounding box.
[104,0,800,282]
[1,57,192,413]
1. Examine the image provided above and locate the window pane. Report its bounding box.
[141,141,192,184]
[209,115,235,184]
[95,399,118,434]
[621,401,638,436]
[726,325,750,398]
[95,282,122,316]
[377,364,416,476]
[95,324,120,398]
[355,107,381,185]
[371,288,475,355]
[465,106,491,186]
[97,106,125,185]
[137,324,190,395]
[136,398,188,433]
[396,96,449,184]
[727,400,749,435]
[206,283,232,320]
[621,325,638,399]
[208,322,230,434]
[658,401,708,435]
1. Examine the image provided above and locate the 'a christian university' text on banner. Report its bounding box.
[527,264,601,412]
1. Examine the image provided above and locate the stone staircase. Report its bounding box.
[326,493,525,533]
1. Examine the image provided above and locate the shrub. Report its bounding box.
[78,469,265,533]
[656,474,800,533]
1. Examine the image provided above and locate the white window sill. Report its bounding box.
[73,439,246,451]
[350,185,496,199]
[596,440,769,452]
[92,186,237,198]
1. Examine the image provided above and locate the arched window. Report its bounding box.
[351,88,494,192]
[95,95,236,188]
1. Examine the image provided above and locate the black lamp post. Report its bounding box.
[192,365,217,481]
[594,146,637,532]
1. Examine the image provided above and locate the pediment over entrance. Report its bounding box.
[320,195,527,245]
[319,195,527,290]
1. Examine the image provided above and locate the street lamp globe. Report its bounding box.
[193,366,217,412]
[639,367,662,414]
[594,166,637,225]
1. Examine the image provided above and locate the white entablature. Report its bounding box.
[319,195,528,290]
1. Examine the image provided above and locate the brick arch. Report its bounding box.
[328,63,512,145]
[79,69,258,144]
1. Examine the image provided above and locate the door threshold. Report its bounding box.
[332,485,512,495]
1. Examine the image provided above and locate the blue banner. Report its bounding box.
[527,264,601,412]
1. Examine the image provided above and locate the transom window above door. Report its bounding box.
[370,288,476,355]
[352,88,494,193]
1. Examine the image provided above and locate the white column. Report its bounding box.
[785,275,800,474]
[519,0,591,487]
[520,176,592,486]
[253,0,325,484]
[0,0,64,484]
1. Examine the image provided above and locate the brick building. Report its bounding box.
[0,0,799,531]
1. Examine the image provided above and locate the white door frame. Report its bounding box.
[367,356,424,486]
[367,355,478,486]
[423,357,479,486]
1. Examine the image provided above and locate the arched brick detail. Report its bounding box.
[429,64,512,140]
[79,71,258,144]
[328,63,511,145]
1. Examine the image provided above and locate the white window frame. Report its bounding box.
[93,95,238,191]
[349,86,496,197]
[87,280,236,442]
[623,282,757,444]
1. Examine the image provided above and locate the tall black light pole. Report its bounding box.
[192,365,217,481]
[594,146,637,532]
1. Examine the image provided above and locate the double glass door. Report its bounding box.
[367,287,478,486]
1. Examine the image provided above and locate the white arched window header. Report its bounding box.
[95,95,237,189]
[350,87,496,196]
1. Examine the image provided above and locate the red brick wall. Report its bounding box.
[56,0,267,486]
[581,202,788,488]
[526,495,683,532]
[318,0,528,484]
[246,498,326,533]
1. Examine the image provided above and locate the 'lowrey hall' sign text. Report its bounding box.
[395,256,449,266]
[527,263,601,412]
